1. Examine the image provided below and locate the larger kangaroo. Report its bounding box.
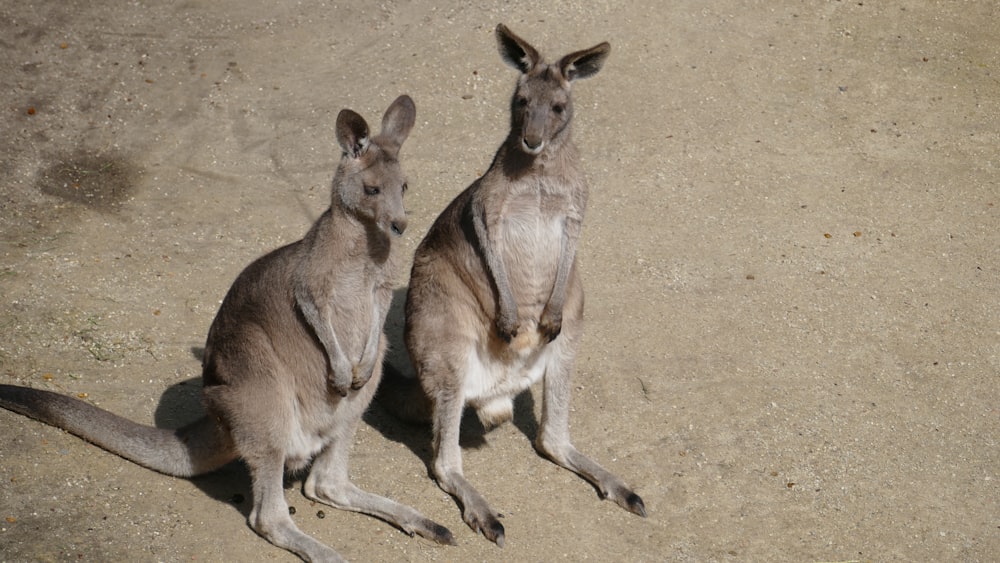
[396,25,645,547]
[0,95,455,562]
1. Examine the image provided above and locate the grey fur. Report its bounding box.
[0,95,455,562]
[394,25,645,547]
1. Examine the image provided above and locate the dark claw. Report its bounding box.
[538,308,562,342]
[496,324,517,343]
[539,321,561,342]
[410,519,456,546]
[431,523,457,546]
[485,518,505,548]
[627,492,647,518]
[470,513,505,547]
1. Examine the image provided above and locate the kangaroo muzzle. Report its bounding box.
[390,218,407,236]
[520,112,548,155]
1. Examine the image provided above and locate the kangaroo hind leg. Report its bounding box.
[245,451,345,562]
[425,352,508,547]
[534,335,647,518]
[303,367,455,546]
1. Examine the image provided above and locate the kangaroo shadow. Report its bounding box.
[364,287,540,474]
[151,349,254,520]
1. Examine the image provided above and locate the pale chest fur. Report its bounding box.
[496,175,584,315]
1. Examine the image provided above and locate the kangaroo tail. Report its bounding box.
[375,362,432,424]
[0,384,236,477]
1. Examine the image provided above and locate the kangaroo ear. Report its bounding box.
[336,109,370,158]
[496,24,540,74]
[380,94,416,148]
[558,42,611,82]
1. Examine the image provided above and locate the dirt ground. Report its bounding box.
[1,0,997,561]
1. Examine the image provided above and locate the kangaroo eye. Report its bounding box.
[363,185,380,196]
[553,104,565,114]
[401,182,409,193]
[516,96,529,107]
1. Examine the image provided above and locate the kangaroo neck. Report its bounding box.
[313,202,392,265]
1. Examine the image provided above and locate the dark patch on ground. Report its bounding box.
[36,150,140,211]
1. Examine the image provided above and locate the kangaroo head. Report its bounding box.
[495,24,610,156]
[333,94,416,237]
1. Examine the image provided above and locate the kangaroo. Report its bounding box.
[0,95,455,563]
[387,25,646,547]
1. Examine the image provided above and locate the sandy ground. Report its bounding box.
[1,1,998,561]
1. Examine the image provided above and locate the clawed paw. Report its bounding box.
[495,320,520,343]
[350,363,374,390]
[537,305,564,342]
[413,519,457,546]
[607,486,647,518]
[327,359,353,397]
[466,511,505,547]
[538,318,562,342]
[328,379,350,397]
[625,492,647,517]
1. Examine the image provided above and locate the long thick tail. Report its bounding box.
[0,384,236,477]
[375,363,432,424]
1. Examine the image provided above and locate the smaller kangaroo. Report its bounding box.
[387,25,646,547]
[0,95,454,563]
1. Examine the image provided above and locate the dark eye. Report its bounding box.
[363,185,380,196]
[401,182,409,193]
[553,104,565,114]
[516,96,529,107]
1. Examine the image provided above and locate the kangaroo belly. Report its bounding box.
[461,328,558,407]
[285,422,330,472]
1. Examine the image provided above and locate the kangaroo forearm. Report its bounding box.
[472,199,518,320]
[357,301,382,369]
[295,290,350,373]
[546,221,581,313]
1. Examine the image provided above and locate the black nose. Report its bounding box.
[390,220,407,236]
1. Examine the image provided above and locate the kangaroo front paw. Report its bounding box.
[350,363,374,390]
[495,316,520,343]
[327,366,352,397]
[327,350,363,396]
[538,310,562,342]
[328,380,349,397]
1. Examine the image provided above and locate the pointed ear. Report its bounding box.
[336,109,370,158]
[558,41,611,82]
[379,94,416,148]
[496,24,540,74]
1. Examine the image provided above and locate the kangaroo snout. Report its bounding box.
[520,112,548,155]
[521,136,545,155]
[390,218,407,236]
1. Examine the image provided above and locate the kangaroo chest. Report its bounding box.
[326,272,382,353]
[497,178,577,305]
[301,248,386,360]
